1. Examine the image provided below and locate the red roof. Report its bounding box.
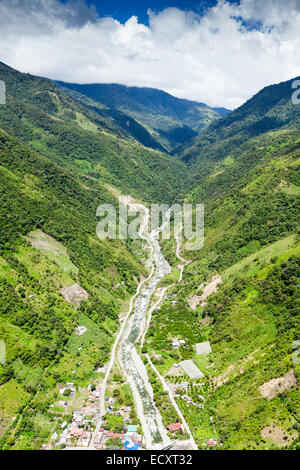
[167,422,182,432]
[70,428,86,437]
[206,439,217,446]
[107,431,124,439]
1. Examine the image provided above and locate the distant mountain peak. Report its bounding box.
[55,80,231,152]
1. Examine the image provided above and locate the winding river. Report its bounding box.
[117,204,172,449]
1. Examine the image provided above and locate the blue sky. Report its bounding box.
[83,1,237,24]
[0,0,299,108]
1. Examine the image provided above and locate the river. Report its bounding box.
[117,204,172,449]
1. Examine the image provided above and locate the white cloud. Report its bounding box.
[0,0,300,108]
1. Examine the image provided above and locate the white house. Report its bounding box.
[195,341,212,355]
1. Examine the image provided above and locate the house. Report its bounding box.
[57,383,65,395]
[70,427,86,438]
[61,421,67,429]
[107,431,125,439]
[51,432,58,441]
[75,326,87,336]
[58,436,67,446]
[83,407,96,415]
[127,425,138,433]
[78,434,91,447]
[167,422,183,434]
[206,439,217,447]
[179,339,186,346]
[195,341,212,355]
[179,360,204,379]
[66,382,74,388]
[121,406,131,413]
[172,339,179,348]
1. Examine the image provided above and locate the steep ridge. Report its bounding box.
[55,81,230,152]
[0,62,186,448]
[0,129,151,448]
[150,77,300,449]
[180,76,300,167]
[0,62,186,203]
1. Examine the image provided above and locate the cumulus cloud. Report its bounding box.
[0,0,299,108]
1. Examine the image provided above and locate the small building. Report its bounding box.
[107,431,125,439]
[167,422,183,434]
[57,383,65,395]
[121,406,131,413]
[127,425,138,433]
[195,341,212,355]
[70,427,86,438]
[75,326,87,336]
[206,438,217,447]
[179,360,204,379]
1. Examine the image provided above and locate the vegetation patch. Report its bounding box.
[26,230,79,276]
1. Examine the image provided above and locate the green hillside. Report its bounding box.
[0,60,299,450]
[56,81,229,152]
[0,61,190,449]
[0,127,152,448]
[149,78,300,450]
[180,76,300,166]
[0,62,186,204]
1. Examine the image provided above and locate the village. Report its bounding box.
[42,374,194,451]
[42,287,219,451]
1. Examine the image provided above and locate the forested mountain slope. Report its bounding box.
[0,62,186,203]
[180,76,300,167]
[0,62,186,448]
[155,77,300,449]
[55,81,229,152]
[0,128,150,448]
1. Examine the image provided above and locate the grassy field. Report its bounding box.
[222,236,299,281]
[0,380,29,417]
